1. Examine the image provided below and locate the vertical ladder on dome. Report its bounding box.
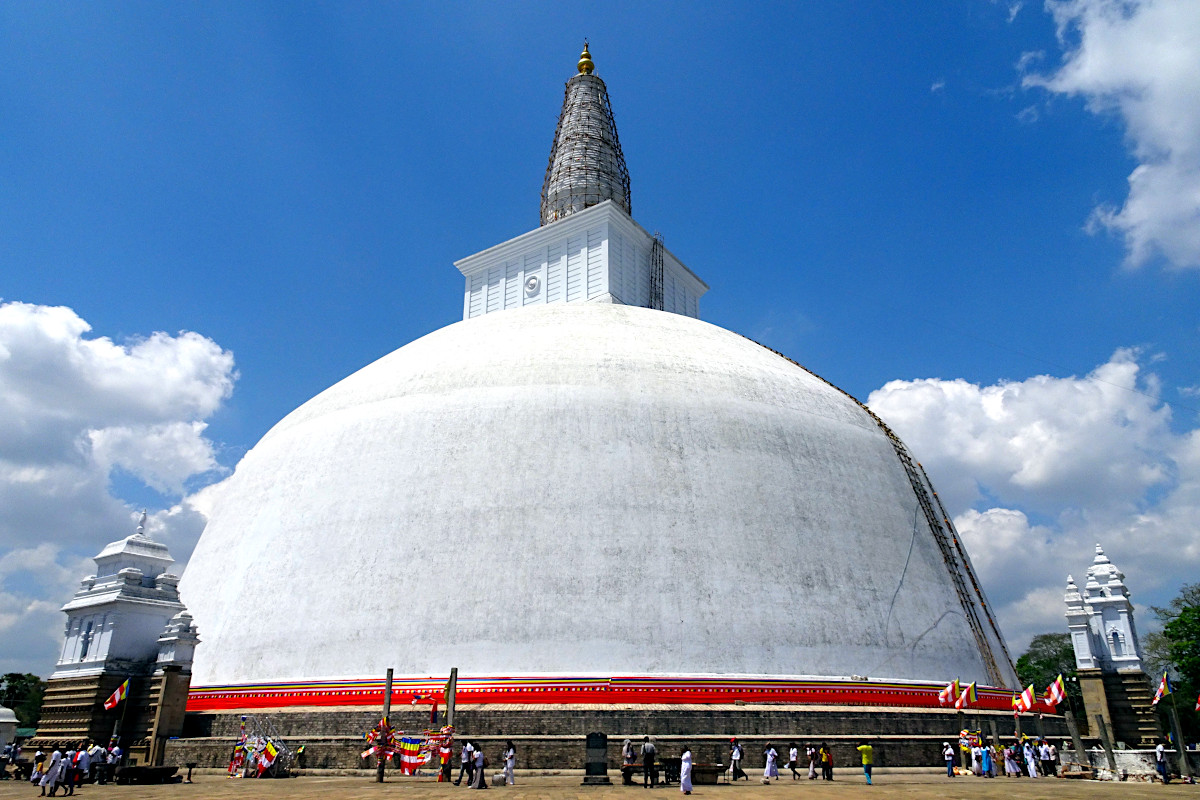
[650,232,664,310]
[886,437,1004,686]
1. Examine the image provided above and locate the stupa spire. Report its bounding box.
[540,41,631,225]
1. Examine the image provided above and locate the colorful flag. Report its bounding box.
[1195,692,1199,712]
[954,682,977,709]
[103,679,129,711]
[938,679,960,706]
[1017,683,1036,713]
[1045,674,1066,709]
[1152,672,1172,706]
[257,741,278,776]
[1011,693,1023,714]
[399,737,424,774]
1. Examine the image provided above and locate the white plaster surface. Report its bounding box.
[182,303,1007,687]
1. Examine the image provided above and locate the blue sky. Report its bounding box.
[2,1,1199,677]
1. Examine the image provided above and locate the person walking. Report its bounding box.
[729,738,747,782]
[470,743,487,789]
[980,740,994,777]
[640,736,657,788]
[807,745,818,779]
[763,742,778,781]
[455,740,474,785]
[820,743,833,781]
[970,743,981,776]
[1022,740,1038,778]
[856,740,873,785]
[502,741,516,786]
[1004,744,1020,777]
[787,742,800,780]
[39,746,63,797]
[679,746,693,795]
[1155,739,1171,784]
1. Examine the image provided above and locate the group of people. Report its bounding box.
[943,737,1060,778]
[620,736,874,790]
[756,741,843,782]
[22,741,122,795]
[453,740,516,788]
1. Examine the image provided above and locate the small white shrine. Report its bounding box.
[1065,543,1145,673]
[51,513,196,679]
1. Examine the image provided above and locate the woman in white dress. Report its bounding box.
[503,741,516,786]
[679,746,693,795]
[763,742,778,780]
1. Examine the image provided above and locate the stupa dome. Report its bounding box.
[180,302,1014,688]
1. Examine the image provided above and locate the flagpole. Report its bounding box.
[1167,690,1192,779]
[111,677,133,754]
[377,668,393,784]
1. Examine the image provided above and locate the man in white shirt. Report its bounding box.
[455,741,475,785]
[1155,740,1171,783]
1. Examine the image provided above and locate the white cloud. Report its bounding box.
[0,301,236,674]
[1024,0,1200,269]
[869,350,1200,654]
[930,79,946,93]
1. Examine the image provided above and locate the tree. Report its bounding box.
[1015,633,1084,718]
[1147,583,1200,740]
[1144,582,1200,676]
[0,673,47,728]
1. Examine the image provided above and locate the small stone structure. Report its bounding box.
[1065,544,1161,746]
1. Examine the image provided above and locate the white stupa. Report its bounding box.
[179,44,1017,708]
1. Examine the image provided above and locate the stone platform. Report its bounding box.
[164,703,1069,771]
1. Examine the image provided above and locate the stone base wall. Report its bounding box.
[164,704,1069,771]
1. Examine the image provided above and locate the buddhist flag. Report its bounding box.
[1017,684,1036,713]
[1012,693,1023,714]
[103,679,129,711]
[257,741,278,776]
[1045,674,1066,709]
[954,682,977,709]
[1194,692,1199,712]
[938,679,960,706]
[1152,672,1172,706]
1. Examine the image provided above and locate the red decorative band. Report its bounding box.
[187,676,1022,712]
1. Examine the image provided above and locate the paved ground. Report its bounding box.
[0,773,1193,800]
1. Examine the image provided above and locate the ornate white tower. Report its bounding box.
[1065,543,1144,673]
[1065,543,1159,746]
[52,513,188,679]
[34,513,200,766]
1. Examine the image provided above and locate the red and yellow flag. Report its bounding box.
[103,679,129,711]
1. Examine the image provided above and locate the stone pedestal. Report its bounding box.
[582,731,612,785]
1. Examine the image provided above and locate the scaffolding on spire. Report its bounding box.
[540,42,631,225]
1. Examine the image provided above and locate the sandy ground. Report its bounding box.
[0,772,1193,800]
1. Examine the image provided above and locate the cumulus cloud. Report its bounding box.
[0,301,236,674]
[869,350,1200,651]
[1024,0,1200,269]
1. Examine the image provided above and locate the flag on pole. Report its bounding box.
[1012,693,1023,714]
[257,741,278,776]
[103,679,129,711]
[938,679,960,706]
[1194,692,1199,712]
[1152,672,1172,706]
[1017,684,1036,713]
[954,682,977,709]
[1045,674,1066,709]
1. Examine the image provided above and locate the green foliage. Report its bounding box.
[0,672,47,728]
[1014,633,1084,717]
[1149,583,1199,740]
